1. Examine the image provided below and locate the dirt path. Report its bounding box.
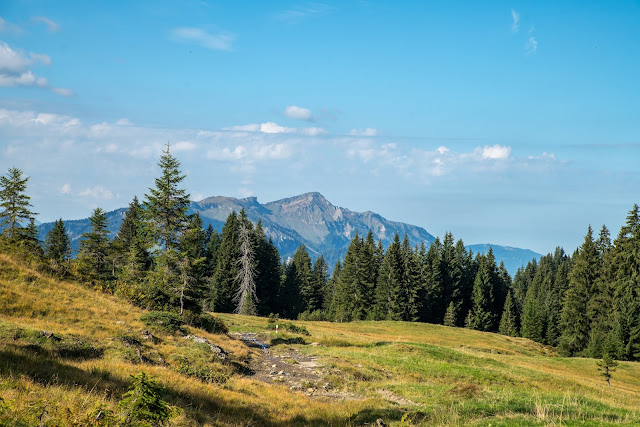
[231,332,359,400]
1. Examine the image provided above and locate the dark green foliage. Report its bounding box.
[465,252,497,332]
[210,212,240,312]
[143,143,190,251]
[77,207,111,283]
[0,167,37,240]
[278,257,302,319]
[499,291,519,337]
[181,311,228,334]
[118,372,172,426]
[559,226,599,356]
[443,301,457,327]
[140,311,184,334]
[294,244,318,314]
[44,218,71,264]
[373,234,403,320]
[597,354,618,386]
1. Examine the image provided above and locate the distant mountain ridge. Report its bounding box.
[37,192,540,274]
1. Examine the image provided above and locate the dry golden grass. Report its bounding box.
[2,252,640,425]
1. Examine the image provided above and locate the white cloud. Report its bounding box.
[32,16,60,32]
[298,127,327,136]
[0,70,48,87]
[173,140,197,152]
[170,27,235,51]
[436,146,449,154]
[481,144,512,160]
[260,121,290,134]
[78,186,114,200]
[224,123,261,132]
[284,105,314,121]
[275,3,333,23]
[349,128,378,136]
[0,17,23,34]
[526,36,538,54]
[60,183,72,194]
[0,41,50,74]
[51,87,74,97]
[0,41,71,96]
[511,9,520,32]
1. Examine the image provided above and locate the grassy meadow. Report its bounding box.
[1,252,640,425]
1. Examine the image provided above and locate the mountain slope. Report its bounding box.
[2,250,640,426]
[37,192,539,274]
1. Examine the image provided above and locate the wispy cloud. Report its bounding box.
[32,16,60,32]
[511,9,520,32]
[275,3,333,23]
[223,121,326,135]
[349,128,378,136]
[170,27,235,51]
[0,41,73,95]
[0,17,23,34]
[78,185,114,200]
[284,105,314,121]
[526,36,538,54]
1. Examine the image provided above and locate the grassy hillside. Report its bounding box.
[2,252,640,425]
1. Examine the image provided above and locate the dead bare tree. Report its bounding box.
[233,223,258,315]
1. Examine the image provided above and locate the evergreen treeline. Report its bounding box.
[2,148,640,361]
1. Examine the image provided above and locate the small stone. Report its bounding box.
[277,370,284,375]
[272,364,277,368]
[307,388,314,393]
[376,419,387,427]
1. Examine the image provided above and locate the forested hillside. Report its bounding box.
[3,145,640,362]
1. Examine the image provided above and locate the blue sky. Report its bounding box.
[1,1,639,255]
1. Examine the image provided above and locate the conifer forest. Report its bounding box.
[2,145,640,362]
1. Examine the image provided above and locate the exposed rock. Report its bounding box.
[376,418,387,427]
[185,335,228,360]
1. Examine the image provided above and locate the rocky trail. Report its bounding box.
[232,332,360,400]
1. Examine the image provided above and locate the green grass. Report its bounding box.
[2,251,640,425]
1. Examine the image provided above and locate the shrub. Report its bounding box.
[267,321,310,336]
[118,372,172,426]
[175,358,230,384]
[271,337,307,346]
[182,311,228,334]
[140,311,184,334]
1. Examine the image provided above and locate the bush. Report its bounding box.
[267,322,310,336]
[271,337,307,346]
[118,372,172,426]
[182,311,228,334]
[140,311,184,334]
[175,358,229,384]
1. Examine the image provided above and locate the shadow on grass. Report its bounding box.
[0,344,408,426]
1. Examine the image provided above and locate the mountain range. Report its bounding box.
[37,192,541,275]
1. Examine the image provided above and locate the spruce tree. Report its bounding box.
[334,233,362,321]
[443,301,457,327]
[465,253,496,331]
[293,244,316,314]
[499,291,519,336]
[0,167,36,240]
[77,208,111,283]
[210,212,240,312]
[559,226,599,356]
[254,222,282,316]
[45,219,71,274]
[373,234,403,320]
[144,143,190,251]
